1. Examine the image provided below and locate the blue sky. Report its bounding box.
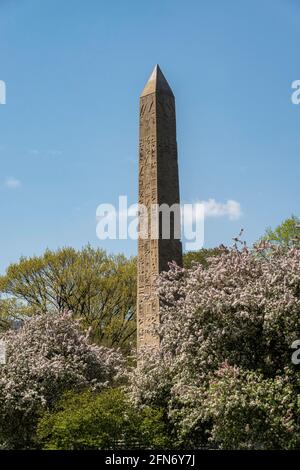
[0,0,299,272]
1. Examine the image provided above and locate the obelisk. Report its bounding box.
[137,65,182,350]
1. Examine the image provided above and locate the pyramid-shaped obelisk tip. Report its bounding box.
[140,64,174,97]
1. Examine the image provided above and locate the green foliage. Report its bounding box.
[37,388,170,450]
[262,215,300,248]
[2,219,300,450]
[0,299,14,332]
[0,312,123,449]
[0,246,136,352]
[0,298,28,333]
[183,247,222,269]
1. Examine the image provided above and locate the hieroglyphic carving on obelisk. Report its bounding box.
[137,65,182,350]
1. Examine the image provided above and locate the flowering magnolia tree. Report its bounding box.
[0,312,124,448]
[130,242,300,449]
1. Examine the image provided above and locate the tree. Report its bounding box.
[202,365,298,449]
[0,312,123,448]
[129,242,300,449]
[0,298,27,333]
[262,215,300,248]
[37,388,170,450]
[0,299,14,332]
[0,246,137,352]
[183,247,223,269]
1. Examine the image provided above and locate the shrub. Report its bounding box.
[0,312,124,448]
[201,364,298,449]
[129,242,300,448]
[37,388,170,450]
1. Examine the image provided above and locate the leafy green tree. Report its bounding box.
[0,246,136,351]
[183,247,223,269]
[0,299,14,332]
[37,388,170,450]
[0,298,28,333]
[262,215,300,248]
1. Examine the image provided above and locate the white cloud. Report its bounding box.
[4,177,21,189]
[97,198,242,226]
[28,149,63,157]
[202,199,242,220]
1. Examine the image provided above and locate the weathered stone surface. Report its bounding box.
[0,339,6,365]
[137,65,182,350]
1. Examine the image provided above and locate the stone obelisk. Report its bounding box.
[137,65,182,350]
